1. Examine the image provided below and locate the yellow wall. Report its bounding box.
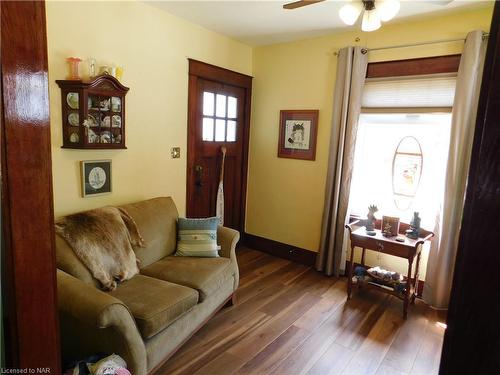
[47,2,493,278]
[46,1,252,218]
[246,6,493,278]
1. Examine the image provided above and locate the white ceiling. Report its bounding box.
[147,0,491,46]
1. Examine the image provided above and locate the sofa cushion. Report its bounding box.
[141,257,233,302]
[109,275,198,339]
[119,197,178,268]
[176,217,220,257]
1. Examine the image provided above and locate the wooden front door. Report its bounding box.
[186,60,252,231]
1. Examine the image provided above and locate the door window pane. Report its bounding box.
[215,119,225,141]
[202,117,214,141]
[216,94,227,117]
[227,120,237,142]
[203,92,214,116]
[227,96,237,118]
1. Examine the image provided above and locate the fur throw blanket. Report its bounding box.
[55,207,145,291]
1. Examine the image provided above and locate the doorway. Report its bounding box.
[186,60,252,232]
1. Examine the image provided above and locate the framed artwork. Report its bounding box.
[80,159,112,197]
[278,110,319,160]
[382,215,400,237]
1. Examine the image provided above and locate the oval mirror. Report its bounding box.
[392,136,423,210]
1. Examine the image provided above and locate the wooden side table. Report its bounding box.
[345,220,434,319]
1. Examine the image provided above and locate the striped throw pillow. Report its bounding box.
[175,217,221,257]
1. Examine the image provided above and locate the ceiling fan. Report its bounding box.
[283,0,454,32]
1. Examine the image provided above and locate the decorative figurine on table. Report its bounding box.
[365,204,378,235]
[405,212,421,239]
[382,222,393,237]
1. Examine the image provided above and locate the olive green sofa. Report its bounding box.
[56,197,240,375]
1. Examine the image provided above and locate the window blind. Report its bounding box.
[361,74,457,109]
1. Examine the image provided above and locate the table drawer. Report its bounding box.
[351,235,414,258]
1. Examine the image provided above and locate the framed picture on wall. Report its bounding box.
[80,159,112,197]
[278,110,319,160]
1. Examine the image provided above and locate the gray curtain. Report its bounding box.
[316,46,368,277]
[423,30,487,308]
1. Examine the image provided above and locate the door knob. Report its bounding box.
[194,165,203,187]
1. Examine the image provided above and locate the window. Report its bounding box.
[349,112,451,228]
[344,56,459,282]
[202,91,237,142]
[349,59,457,228]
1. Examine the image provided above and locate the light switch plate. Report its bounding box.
[171,147,181,159]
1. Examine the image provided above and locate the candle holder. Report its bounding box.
[87,58,96,78]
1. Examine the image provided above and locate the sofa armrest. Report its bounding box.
[217,226,240,289]
[217,225,239,259]
[57,270,147,375]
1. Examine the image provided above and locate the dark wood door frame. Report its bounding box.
[1,0,60,371]
[439,4,500,374]
[186,59,252,234]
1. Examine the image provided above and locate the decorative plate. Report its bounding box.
[69,132,79,143]
[111,115,121,128]
[88,167,107,189]
[111,97,121,112]
[66,92,79,109]
[68,112,79,127]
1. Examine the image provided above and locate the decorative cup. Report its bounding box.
[66,57,82,80]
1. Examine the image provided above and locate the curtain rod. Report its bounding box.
[334,33,490,55]
[367,33,489,53]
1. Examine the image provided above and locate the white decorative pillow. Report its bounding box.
[175,217,220,257]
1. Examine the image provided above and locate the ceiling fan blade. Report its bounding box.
[283,0,326,10]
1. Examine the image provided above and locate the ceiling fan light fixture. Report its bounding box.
[339,2,363,26]
[361,9,381,32]
[377,0,400,22]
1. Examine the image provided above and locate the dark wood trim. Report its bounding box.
[1,0,60,371]
[440,4,500,374]
[150,293,234,375]
[345,261,425,297]
[186,60,252,233]
[188,59,253,89]
[186,73,198,219]
[366,54,461,78]
[243,233,317,266]
[239,84,252,237]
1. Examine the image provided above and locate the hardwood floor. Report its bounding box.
[157,247,446,375]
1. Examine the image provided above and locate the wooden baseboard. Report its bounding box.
[242,234,425,296]
[243,233,317,266]
[345,261,425,297]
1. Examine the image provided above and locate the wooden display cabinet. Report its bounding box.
[56,74,129,149]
